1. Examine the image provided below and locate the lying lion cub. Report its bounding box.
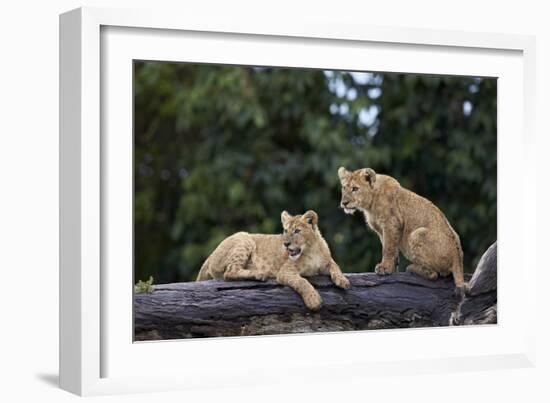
[338,167,467,294]
[196,210,350,310]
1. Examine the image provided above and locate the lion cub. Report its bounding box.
[196,210,350,310]
[338,167,467,293]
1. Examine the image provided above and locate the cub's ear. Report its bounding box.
[301,210,318,228]
[338,167,350,182]
[281,210,292,227]
[361,168,376,188]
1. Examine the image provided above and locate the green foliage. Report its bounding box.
[134,62,496,283]
[134,276,155,294]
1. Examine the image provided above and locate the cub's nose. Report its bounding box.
[284,242,291,247]
[342,201,349,207]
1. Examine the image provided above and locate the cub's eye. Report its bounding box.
[293,228,301,234]
[352,186,359,192]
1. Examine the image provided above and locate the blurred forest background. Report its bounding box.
[134,61,496,284]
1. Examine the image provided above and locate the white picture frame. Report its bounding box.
[59,6,537,396]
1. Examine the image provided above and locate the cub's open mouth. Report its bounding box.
[286,247,302,260]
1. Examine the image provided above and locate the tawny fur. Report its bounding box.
[196,210,350,310]
[338,167,467,293]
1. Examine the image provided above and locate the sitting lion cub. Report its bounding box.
[196,210,350,310]
[338,167,467,293]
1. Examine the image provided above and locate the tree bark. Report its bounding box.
[134,242,496,340]
[451,242,497,325]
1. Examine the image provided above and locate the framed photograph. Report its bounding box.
[60,6,537,396]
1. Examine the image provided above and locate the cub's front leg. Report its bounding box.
[375,224,401,275]
[325,259,350,289]
[276,266,322,311]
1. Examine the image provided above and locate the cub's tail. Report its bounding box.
[196,258,212,281]
[451,258,470,295]
[448,226,470,295]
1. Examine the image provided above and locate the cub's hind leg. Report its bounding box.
[223,235,267,281]
[406,263,438,280]
[406,227,440,280]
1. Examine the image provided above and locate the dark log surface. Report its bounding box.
[134,242,497,341]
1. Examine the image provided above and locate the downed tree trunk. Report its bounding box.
[134,242,496,340]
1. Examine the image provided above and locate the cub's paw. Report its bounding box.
[304,292,323,311]
[333,275,350,289]
[254,271,270,281]
[375,262,395,275]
